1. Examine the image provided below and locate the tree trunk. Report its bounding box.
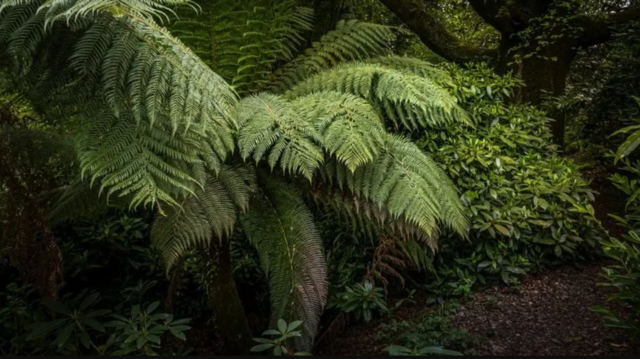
[201,241,253,355]
[495,32,576,149]
[520,43,575,149]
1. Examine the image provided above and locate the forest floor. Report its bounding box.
[316,167,640,356]
[316,260,640,356]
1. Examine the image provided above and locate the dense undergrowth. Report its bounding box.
[1,0,639,356]
[0,58,610,357]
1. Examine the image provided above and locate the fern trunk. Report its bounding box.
[164,257,184,313]
[201,240,253,355]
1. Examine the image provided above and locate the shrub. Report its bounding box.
[377,302,478,356]
[251,319,310,356]
[327,281,388,322]
[419,64,604,297]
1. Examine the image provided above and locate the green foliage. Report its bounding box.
[376,302,478,356]
[242,176,327,351]
[26,295,190,355]
[171,0,314,94]
[419,64,603,296]
[565,17,640,164]
[0,209,197,355]
[593,230,640,336]
[327,281,388,322]
[288,62,469,131]
[0,283,42,354]
[105,302,191,355]
[251,319,310,356]
[611,98,640,165]
[151,165,254,268]
[0,0,237,208]
[268,20,398,93]
[26,292,112,353]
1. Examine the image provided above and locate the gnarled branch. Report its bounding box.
[576,6,640,48]
[379,0,497,64]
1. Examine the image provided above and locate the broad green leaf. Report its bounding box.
[277,319,287,333]
[251,343,275,352]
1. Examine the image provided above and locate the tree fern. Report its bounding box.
[287,62,469,130]
[241,175,327,352]
[0,0,472,352]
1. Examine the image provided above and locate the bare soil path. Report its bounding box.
[450,261,639,356]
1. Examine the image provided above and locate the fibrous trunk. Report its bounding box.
[200,240,253,355]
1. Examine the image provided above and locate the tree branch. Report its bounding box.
[468,0,514,33]
[379,0,497,64]
[576,6,640,47]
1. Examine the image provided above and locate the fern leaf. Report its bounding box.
[75,109,203,209]
[292,91,386,172]
[365,55,452,85]
[170,0,313,94]
[288,63,469,130]
[238,93,324,180]
[151,164,255,268]
[242,175,327,351]
[323,135,468,245]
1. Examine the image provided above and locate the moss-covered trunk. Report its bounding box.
[201,240,253,355]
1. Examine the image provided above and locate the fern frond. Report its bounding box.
[0,1,239,208]
[268,20,397,93]
[0,1,237,135]
[288,63,469,131]
[322,135,468,245]
[151,164,255,268]
[75,109,204,209]
[231,2,313,94]
[1,0,194,24]
[170,0,313,94]
[237,93,324,180]
[292,91,385,172]
[242,175,327,351]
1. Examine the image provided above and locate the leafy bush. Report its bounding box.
[0,211,198,356]
[419,64,604,297]
[327,281,388,322]
[251,319,310,356]
[0,283,43,355]
[14,291,191,355]
[376,302,478,356]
